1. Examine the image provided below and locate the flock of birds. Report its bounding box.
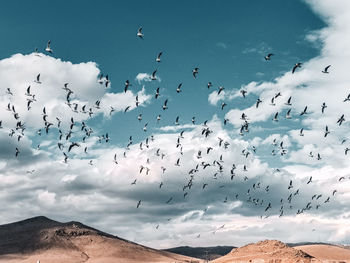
[0,27,348,238]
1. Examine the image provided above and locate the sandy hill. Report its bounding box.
[296,244,350,262]
[163,246,235,260]
[0,216,200,263]
[211,240,315,263]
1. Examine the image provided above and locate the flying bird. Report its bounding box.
[285,96,292,106]
[156,52,162,62]
[264,53,274,61]
[155,87,160,98]
[337,114,345,125]
[124,80,131,93]
[45,40,53,53]
[192,67,199,78]
[162,99,168,110]
[322,65,331,73]
[300,106,308,116]
[151,70,157,80]
[256,98,262,108]
[68,142,80,152]
[176,83,182,93]
[292,62,302,73]
[324,126,330,137]
[218,86,225,95]
[34,74,41,84]
[137,27,144,38]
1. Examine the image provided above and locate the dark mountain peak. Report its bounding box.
[0,216,61,230]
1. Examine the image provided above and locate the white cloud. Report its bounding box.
[38,190,56,206]
[135,73,161,84]
[0,53,151,132]
[216,42,228,49]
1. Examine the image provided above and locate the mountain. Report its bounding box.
[163,246,235,260]
[211,240,315,263]
[0,216,199,263]
[295,244,350,261]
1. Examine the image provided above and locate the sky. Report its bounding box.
[0,0,350,249]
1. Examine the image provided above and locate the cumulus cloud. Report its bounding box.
[135,72,161,84]
[0,53,151,131]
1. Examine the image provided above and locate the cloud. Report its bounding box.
[0,53,151,132]
[216,42,228,49]
[135,73,161,84]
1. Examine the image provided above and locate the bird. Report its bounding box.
[321,102,327,113]
[156,52,162,62]
[68,142,80,152]
[34,74,41,84]
[322,65,331,73]
[137,200,141,208]
[174,116,180,125]
[155,87,160,98]
[288,180,293,189]
[207,82,212,89]
[256,98,262,108]
[345,148,350,155]
[45,40,53,53]
[143,123,148,132]
[285,109,292,119]
[137,27,144,38]
[124,80,132,93]
[285,96,292,106]
[264,53,274,61]
[221,102,227,110]
[299,128,304,136]
[300,106,308,116]
[15,147,20,157]
[218,86,225,95]
[151,70,157,80]
[324,126,330,137]
[292,62,302,73]
[273,112,279,122]
[176,83,182,93]
[162,99,168,110]
[337,114,345,125]
[307,176,312,184]
[124,106,131,113]
[192,67,199,78]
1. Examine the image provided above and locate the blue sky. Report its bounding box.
[1,0,350,249]
[0,0,324,143]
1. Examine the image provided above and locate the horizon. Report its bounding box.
[0,0,350,250]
